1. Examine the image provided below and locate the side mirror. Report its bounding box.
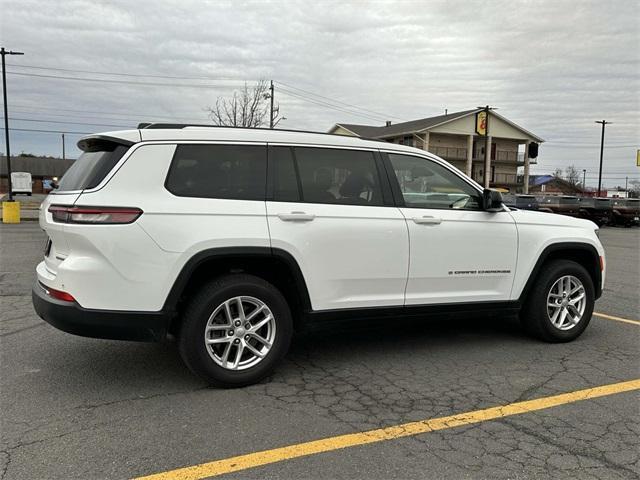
[483,188,504,212]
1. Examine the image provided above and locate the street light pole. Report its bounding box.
[1,47,24,202]
[595,120,611,197]
[62,133,65,160]
[582,169,586,192]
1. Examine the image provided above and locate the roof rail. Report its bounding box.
[135,122,386,142]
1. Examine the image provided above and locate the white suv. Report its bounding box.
[33,125,605,387]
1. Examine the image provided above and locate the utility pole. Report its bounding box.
[269,80,274,129]
[61,134,65,160]
[595,120,611,197]
[582,169,586,192]
[625,176,628,197]
[1,47,24,202]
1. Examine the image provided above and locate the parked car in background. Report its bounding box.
[10,172,33,196]
[579,197,613,226]
[503,194,539,211]
[538,195,581,217]
[611,198,640,226]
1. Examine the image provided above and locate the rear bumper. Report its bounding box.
[32,282,170,342]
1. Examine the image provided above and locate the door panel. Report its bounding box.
[267,202,408,310]
[400,208,517,304]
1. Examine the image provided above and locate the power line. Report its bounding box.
[278,87,388,122]
[6,71,245,89]
[6,63,241,81]
[8,63,401,121]
[1,127,90,134]
[9,103,210,122]
[8,108,205,124]
[9,70,396,122]
[544,143,635,148]
[1,116,130,129]
[275,80,402,121]
[545,140,637,145]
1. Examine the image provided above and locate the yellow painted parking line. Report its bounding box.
[594,312,640,326]
[134,379,640,480]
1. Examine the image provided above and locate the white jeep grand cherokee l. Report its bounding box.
[33,124,605,387]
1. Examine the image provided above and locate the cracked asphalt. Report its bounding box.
[1,222,638,480]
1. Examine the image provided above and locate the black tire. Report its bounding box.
[178,273,293,387]
[520,260,595,342]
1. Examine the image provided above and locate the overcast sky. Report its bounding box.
[1,0,638,187]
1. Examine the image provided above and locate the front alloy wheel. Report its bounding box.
[521,259,594,343]
[546,275,586,330]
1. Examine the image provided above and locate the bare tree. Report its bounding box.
[629,179,640,198]
[564,165,581,187]
[552,168,563,178]
[206,80,281,128]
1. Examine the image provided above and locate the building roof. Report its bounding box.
[336,109,479,138]
[331,108,544,143]
[0,156,75,177]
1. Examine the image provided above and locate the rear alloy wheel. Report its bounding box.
[521,260,594,342]
[204,296,276,371]
[179,274,292,387]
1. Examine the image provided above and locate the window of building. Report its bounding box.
[165,144,266,200]
[293,147,383,206]
[388,153,481,210]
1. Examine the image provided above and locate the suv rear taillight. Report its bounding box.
[48,205,143,224]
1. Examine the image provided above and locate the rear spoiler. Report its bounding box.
[77,134,138,152]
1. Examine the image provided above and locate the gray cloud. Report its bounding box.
[1,0,638,187]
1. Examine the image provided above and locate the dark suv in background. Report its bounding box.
[503,194,539,211]
[538,195,581,217]
[611,198,640,226]
[579,197,613,226]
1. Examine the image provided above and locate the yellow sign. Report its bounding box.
[476,111,487,136]
[637,149,640,167]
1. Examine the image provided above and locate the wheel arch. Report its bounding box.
[163,247,312,335]
[518,242,602,303]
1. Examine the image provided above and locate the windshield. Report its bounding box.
[56,142,129,191]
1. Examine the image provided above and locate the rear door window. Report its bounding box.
[56,140,129,191]
[166,144,267,200]
[292,147,383,206]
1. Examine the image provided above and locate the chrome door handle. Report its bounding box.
[412,216,442,225]
[277,211,316,222]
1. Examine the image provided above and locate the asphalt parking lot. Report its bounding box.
[1,223,638,480]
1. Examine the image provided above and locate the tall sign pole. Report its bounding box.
[1,47,24,202]
[476,106,495,188]
[484,105,490,187]
[595,120,611,197]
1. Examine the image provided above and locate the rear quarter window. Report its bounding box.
[165,144,267,200]
[56,141,129,191]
